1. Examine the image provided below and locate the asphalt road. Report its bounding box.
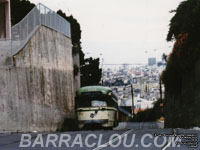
[0,123,199,150]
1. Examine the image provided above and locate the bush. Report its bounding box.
[57,118,78,132]
[130,99,163,122]
[73,64,79,77]
[131,108,156,122]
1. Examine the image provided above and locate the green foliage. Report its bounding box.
[153,98,163,119]
[167,0,200,42]
[11,0,35,25]
[73,64,79,77]
[80,57,102,86]
[56,10,85,65]
[131,108,156,122]
[161,52,182,95]
[56,118,78,131]
[131,99,163,122]
[163,0,200,128]
[162,53,168,62]
[163,0,200,95]
[57,10,81,46]
[57,10,102,86]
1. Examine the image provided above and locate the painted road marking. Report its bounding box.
[162,136,173,150]
[162,129,176,150]
[93,129,133,150]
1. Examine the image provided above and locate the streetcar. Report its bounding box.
[75,86,119,129]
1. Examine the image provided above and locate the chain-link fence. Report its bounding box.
[11,3,71,54]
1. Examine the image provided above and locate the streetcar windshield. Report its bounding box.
[91,100,107,107]
[76,87,118,109]
[77,99,107,108]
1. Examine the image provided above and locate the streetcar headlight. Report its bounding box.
[90,113,95,118]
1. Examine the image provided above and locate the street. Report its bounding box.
[0,123,199,150]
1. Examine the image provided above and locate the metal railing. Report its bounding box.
[11,3,71,54]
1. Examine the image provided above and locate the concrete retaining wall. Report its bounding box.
[0,40,11,66]
[0,26,74,132]
[73,53,80,93]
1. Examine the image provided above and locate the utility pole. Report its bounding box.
[159,75,164,114]
[159,75,162,100]
[131,84,134,116]
[101,58,104,86]
[99,54,104,86]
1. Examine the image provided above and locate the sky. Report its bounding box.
[30,0,183,64]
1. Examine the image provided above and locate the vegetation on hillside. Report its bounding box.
[162,0,200,128]
[131,99,163,122]
[162,0,200,95]
[11,0,35,25]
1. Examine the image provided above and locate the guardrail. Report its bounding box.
[11,3,71,54]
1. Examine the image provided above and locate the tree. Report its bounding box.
[162,53,168,62]
[80,57,102,86]
[57,10,102,86]
[162,0,200,128]
[163,0,200,94]
[11,0,35,25]
[167,0,200,42]
[130,99,163,122]
[56,10,85,65]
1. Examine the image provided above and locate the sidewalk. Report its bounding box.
[114,122,164,130]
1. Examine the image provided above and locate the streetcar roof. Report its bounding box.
[76,86,113,96]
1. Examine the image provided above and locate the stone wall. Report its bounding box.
[0,25,74,132]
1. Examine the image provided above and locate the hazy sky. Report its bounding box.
[30,0,183,64]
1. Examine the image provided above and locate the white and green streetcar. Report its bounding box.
[75,86,119,129]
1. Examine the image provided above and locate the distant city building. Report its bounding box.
[122,64,129,70]
[119,96,154,114]
[103,63,166,107]
[148,58,156,66]
[157,61,166,67]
